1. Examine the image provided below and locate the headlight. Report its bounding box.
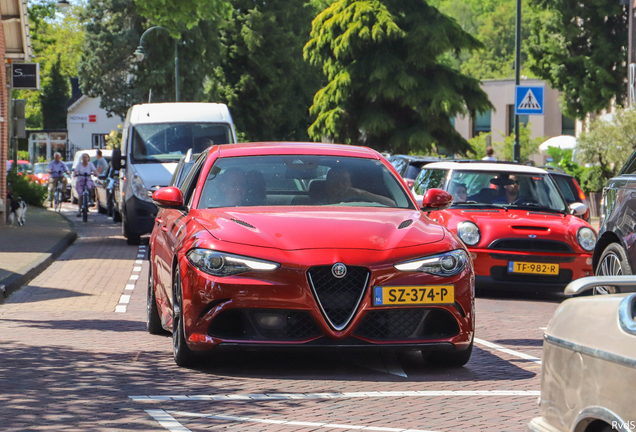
[394,249,468,277]
[577,227,596,251]
[129,165,152,202]
[457,221,481,246]
[187,249,280,277]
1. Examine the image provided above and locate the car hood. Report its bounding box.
[193,208,445,251]
[131,163,178,188]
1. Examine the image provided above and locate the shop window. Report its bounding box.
[472,110,491,137]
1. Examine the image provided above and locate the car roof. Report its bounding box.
[215,142,381,159]
[390,154,443,162]
[423,161,549,174]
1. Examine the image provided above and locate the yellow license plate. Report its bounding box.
[507,261,559,275]
[373,286,454,306]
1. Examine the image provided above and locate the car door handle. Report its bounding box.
[155,218,163,225]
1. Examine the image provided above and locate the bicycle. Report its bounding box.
[50,170,65,212]
[77,172,91,223]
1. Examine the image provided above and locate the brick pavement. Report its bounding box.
[0,203,562,431]
[0,206,76,302]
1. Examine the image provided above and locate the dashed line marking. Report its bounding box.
[157,410,440,432]
[125,284,135,290]
[115,305,127,313]
[133,266,142,272]
[474,338,541,364]
[114,245,146,313]
[130,390,540,402]
[129,275,139,281]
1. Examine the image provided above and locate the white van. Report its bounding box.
[111,103,237,244]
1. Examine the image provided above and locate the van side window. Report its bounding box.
[413,169,449,196]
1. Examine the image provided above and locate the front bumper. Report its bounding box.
[124,194,158,236]
[471,249,593,292]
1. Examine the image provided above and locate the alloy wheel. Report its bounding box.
[596,252,621,295]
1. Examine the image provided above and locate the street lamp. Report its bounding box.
[134,26,180,102]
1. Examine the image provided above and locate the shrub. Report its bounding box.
[7,169,47,207]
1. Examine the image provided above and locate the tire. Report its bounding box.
[72,196,78,205]
[113,210,122,223]
[172,267,198,367]
[425,339,473,368]
[106,197,113,217]
[147,257,166,335]
[595,243,633,294]
[122,218,141,245]
[97,202,107,214]
[82,206,88,222]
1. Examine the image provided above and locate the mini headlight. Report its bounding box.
[394,249,468,277]
[457,221,481,246]
[187,249,280,277]
[577,227,596,252]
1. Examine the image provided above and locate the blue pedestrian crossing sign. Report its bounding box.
[515,86,544,115]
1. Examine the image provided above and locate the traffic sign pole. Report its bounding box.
[514,0,521,163]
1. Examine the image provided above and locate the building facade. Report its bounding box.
[66,95,122,152]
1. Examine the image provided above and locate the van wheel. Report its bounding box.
[113,210,122,223]
[595,243,633,294]
[123,219,141,245]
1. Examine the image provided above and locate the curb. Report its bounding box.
[0,212,77,305]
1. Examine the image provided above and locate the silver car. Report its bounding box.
[528,287,636,432]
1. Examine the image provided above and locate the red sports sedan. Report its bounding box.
[149,142,475,367]
[411,162,597,292]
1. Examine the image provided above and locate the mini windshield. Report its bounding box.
[131,123,233,163]
[447,170,567,212]
[199,155,414,209]
[34,163,48,174]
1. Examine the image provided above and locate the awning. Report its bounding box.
[1,0,32,61]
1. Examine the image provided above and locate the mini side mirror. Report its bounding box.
[570,202,587,216]
[152,186,186,210]
[421,188,453,212]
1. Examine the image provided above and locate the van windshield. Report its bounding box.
[131,123,233,163]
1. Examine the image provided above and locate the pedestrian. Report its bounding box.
[95,149,109,175]
[482,146,497,162]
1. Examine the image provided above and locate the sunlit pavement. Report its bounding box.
[0,201,559,431]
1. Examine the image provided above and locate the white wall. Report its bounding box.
[67,97,123,150]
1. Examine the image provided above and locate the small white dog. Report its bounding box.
[7,193,27,226]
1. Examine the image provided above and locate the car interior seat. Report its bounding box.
[308,179,327,203]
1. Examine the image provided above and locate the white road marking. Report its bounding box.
[115,305,127,313]
[130,390,540,402]
[119,294,131,304]
[133,266,142,272]
[539,327,547,330]
[129,275,139,281]
[165,410,439,432]
[146,410,191,432]
[137,254,144,258]
[125,284,135,290]
[135,260,143,264]
[474,338,541,364]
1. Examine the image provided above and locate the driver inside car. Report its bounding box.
[324,166,396,206]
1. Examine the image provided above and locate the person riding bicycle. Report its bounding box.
[73,152,99,217]
[47,152,69,206]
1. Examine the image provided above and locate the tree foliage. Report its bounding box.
[304,0,492,154]
[468,122,543,163]
[78,0,220,118]
[40,55,69,129]
[208,0,322,142]
[133,0,231,36]
[527,0,627,118]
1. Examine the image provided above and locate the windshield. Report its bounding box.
[199,155,414,209]
[446,170,567,212]
[34,163,48,174]
[131,123,233,163]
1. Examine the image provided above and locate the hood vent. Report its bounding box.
[512,226,549,231]
[231,219,256,230]
[398,220,413,229]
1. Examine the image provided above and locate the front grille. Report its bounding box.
[511,226,549,231]
[308,265,369,331]
[490,266,573,284]
[354,309,459,341]
[207,309,322,341]
[489,253,575,263]
[489,239,573,253]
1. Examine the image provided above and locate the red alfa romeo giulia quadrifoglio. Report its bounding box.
[149,142,474,367]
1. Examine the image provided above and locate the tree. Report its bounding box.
[133,0,231,35]
[78,0,220,118]
[304,0,493,154]
[468,123,543,163]
[527,0,627,119]
[208,0,323,141]
[40,55,69,129]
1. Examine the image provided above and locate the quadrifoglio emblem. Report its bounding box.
[332,262,347,278]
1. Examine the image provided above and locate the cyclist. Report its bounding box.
[73,152,99,217]
[47,152,69,207]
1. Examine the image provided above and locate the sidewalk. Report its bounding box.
[0,206,76,304]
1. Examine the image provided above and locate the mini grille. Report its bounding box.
[308,265,369,330]
[489,239,573,253]
[511,226,549,231]
[232,219,256,229]
[398,220,413,229]
[354,309,459,340]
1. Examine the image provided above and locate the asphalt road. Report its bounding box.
[0,202,562,431]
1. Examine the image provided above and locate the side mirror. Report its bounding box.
[570,202,587,216]
[421,188,453,212]
[111,148,122,170]
[152,186,186,210]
